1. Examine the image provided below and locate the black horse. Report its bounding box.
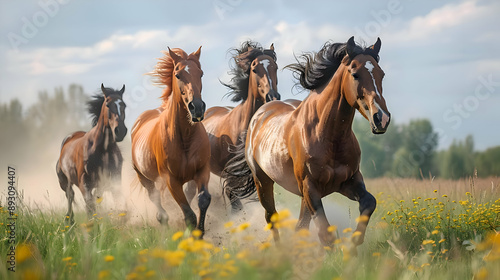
[56,84,127,222]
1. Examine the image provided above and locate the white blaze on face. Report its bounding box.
[114,100,122,117]
[365,61,381,98]
[184,65,190,74]
[259,59,273,87]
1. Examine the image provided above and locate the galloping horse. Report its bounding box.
[131,47,212,236]
[187,41,280,213]
[228,37,390,247]
[57,84,127,223]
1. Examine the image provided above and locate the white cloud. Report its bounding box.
[392,0,488,42]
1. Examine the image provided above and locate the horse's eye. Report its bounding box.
[352,73,359,80]
[175,73,180,79]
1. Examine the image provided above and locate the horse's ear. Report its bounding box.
[370,37,382,56]
[346,36,356,59]
[119,84,125,95]
[269,43,274,51]
[190,46,202,60]
[101,83,107,96]
[168,47,182,64]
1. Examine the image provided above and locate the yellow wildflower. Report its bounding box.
[327,225,337,233]
[172,231,184,241]
[164,250,186,267]
[98,270,110,279]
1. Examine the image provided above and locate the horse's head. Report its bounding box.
[101,83,127,141]
[169,46,205,123]
[249,44,280,103]
[342,37,391,134]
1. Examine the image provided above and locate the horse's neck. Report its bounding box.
[88,107,114,151]
[162,94,196,147]
[313,67,355,141]
[239,87,264,129]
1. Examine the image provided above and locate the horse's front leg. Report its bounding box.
[193,165,211,236]
[339,171,376,246]
[80,174,96,219]
[302,176,335,246]
[165,175,197,233]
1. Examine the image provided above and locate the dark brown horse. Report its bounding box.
[226,37,390,247]
[57,84,127,223]
[131,47,211,236]
[187,41,280,213]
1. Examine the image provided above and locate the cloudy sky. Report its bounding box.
[1,0,498,150]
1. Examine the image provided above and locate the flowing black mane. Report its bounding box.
[286,40,380,90]
[87,94,105,127]
[222,41,277,102]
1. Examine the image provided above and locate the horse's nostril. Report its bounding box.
[188,102,195,111]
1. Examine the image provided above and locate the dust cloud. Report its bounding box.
[2,130,354,247]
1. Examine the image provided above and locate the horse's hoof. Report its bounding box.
[65,216,75,225]
[156,212,169,225]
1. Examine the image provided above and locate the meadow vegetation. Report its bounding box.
[1,176,499,280]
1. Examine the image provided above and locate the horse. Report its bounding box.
[186,41,280,213]
[56,84,127,223]
[131,47,212,236]
[225,37,391,248]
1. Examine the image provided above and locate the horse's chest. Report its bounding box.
[166,150,204,180]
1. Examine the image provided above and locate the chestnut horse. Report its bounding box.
[187,41,280,213]
[227,37,390,247]
[57,84,127,223]
[131,47,211,235]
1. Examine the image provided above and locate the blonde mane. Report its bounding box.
[148,48,201,104]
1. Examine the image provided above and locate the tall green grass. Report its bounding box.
[1,177,499,279]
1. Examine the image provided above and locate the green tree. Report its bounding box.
[353,117,402,178]
[474,146,500,177]
[440,135,475,179]
[390,119,438,178]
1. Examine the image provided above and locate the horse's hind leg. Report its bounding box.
[137,172,168,224]
[295,198,312,231]
[225,188,243,214]
[339,172,376,246]
[253,167,279,242]
[57,163,74,224]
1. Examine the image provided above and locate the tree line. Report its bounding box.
[1,84,498,179]
[352,118,499,179]
[0,84,89,168]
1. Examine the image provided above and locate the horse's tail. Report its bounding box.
[221,132,256,201]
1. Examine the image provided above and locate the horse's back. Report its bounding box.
[132,108,163,138]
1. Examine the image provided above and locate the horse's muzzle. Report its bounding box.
[266,90,281,102]
[371,110,390,134]
[189,99,206,122]
[115,125,128,142]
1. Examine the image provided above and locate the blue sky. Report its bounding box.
[1,0,499,150]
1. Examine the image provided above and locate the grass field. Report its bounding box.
[1,176,499,280]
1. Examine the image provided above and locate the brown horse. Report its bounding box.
[131,47,211,235]
[226,37,390,247]
[186,41,280,213]
[57,84,127,223]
